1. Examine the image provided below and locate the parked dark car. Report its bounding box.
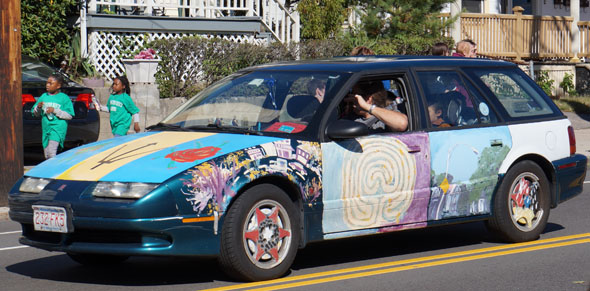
[9,56,587,281]
[21,55,100,153]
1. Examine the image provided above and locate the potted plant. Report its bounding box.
[81,61,105,87]
[121,48,159,83]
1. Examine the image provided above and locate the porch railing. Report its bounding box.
[580,21,590,58]
[87,0,300,43]
[461,7,576,61]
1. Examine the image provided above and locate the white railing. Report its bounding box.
[87,0,300,43]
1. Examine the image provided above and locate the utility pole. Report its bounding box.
[0,0,22,206]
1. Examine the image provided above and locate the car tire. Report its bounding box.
[67,253,129,266]
[218,184,300,281]
[487,160,550,243]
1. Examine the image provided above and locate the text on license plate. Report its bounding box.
[33,205,68,233]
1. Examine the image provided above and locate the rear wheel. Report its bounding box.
[67,253,129,266]
[218,184,300,281]
[487,160,550,242]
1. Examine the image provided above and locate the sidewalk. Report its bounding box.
[2,113,589,221]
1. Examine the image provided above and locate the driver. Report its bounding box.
[341,81,408,132]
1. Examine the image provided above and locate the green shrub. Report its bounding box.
[21,0,79,66]
[535,71,554,97]
[559,72,577,96]
[151,37,349,98]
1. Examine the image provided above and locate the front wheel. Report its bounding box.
[218,184,300,281]
[487,160,550,242]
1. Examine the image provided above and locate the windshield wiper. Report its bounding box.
[146,122,183,131]
[183,124,263,135]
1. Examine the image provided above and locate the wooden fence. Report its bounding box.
[580,21,590,58]
[460,7,578,61]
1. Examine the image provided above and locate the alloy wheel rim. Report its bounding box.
[508,172,543,232]
[242,199,292,269]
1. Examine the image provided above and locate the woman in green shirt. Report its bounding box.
[32,73,75,159]
[95,76,140,137]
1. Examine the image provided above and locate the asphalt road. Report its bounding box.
[1,175,589,291]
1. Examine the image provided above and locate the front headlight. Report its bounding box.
[19,177,51,193]
[91,182,159,199]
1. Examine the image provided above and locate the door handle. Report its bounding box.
[407,145,421,153]
[490,139,503,147]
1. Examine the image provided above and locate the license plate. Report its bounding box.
[33,205,68,233]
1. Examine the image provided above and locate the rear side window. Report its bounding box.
[416,71,496,128]
[469,68,555,118]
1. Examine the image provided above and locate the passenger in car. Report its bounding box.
[341,81,408,132]
[428,101,451,128]
[307,78,326,103]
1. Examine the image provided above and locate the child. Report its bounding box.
[32,73,75,159]
[428,101,451,128]
[95,76,140,137]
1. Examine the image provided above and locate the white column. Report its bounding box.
[571,0,581,62]
[488,0,501,14]
[450,0,462,43]
[81,0,88,58]
[88,0,97,14]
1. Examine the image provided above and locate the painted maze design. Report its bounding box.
[341,138,417,228]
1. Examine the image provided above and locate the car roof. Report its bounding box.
[247,56,517,73]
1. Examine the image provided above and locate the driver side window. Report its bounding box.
[335,75,411,133]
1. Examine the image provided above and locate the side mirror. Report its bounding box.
[326,119,369,139]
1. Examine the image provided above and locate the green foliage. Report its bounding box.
[356,0,457,55]
[559,73,577,96]
[339,29,378,54]
[296,39,348,59]
[151,37,348,98]
[62,31,101,81]
[297,0,347,40]
[21,0,79,66]
[535,71,555,97]
[115,33,153,60]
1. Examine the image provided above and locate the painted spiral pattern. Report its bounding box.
[341,137,417,229]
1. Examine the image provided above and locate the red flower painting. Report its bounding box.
[166,146,221,163]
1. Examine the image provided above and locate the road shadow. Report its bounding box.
[562,100,590,120]
[5,221,566,286]
[292,221,565,270]
[6,255,230,286]
[293,221,496,270]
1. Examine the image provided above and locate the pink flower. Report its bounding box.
[134,48,156,59]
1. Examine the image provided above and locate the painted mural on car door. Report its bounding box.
[427,127,512,220]
[321,133,431,238]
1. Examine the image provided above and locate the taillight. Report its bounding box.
[22,94,35,106]
[567,125,576,156]
[76,93,92,109]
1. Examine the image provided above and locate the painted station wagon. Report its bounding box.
[9,56,587,281]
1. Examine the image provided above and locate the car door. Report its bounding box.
[416,70,512,221]
[320,74,432,237]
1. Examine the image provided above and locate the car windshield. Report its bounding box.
[161,70,350,134]
[21,55,74,85]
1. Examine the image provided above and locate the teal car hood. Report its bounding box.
[25,131,282,183]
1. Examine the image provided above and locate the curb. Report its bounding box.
[0,207,9,221]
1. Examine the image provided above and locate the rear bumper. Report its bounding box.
[552,154,587,206]
[23,109,100,148]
